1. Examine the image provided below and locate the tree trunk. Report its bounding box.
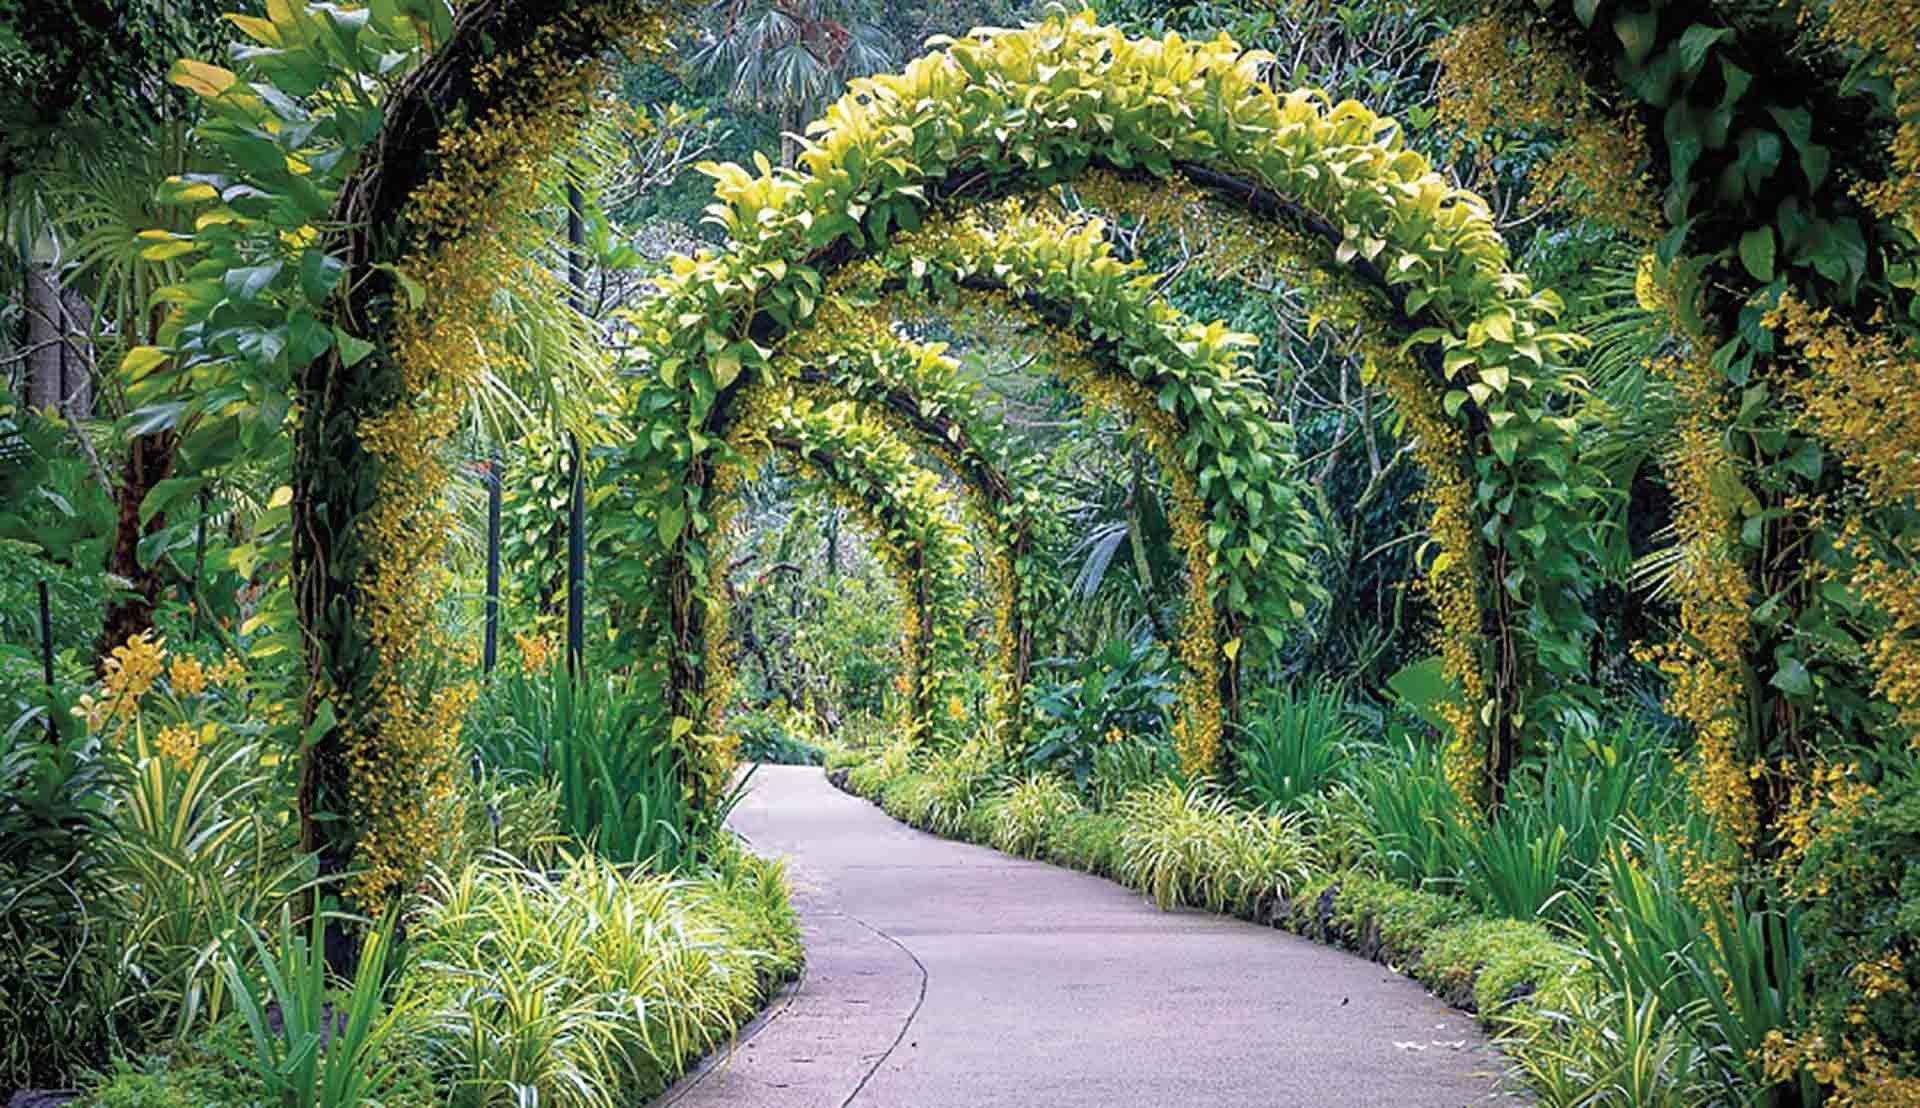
[93,430,177,666]
[24,264,61,412]
[58,286,93,416]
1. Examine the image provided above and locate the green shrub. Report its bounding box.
[1576,828,1812,1105]
[449,765,562,872]
[1358,719,1685,926]
[984,774,1081,857]
[1024,636,1174,788]
[1088,735,1172,808]
[1295,782,1378,873]
[1420,917,1584,1016]
[888,743,997,836]
[701,840,806,983]
[404,850,799,1106]
[0,716,122,1087]
[822,741,871,772]
[1502,984,1722,1108]
[223,908,413,1108]
[1356,733,1466,889]
[1232,682,1353,811]
[876,770,928,820]
[75,1020,274,1108]
[471,664,736,870]
[1279,870,1476,956]
[1045,810,1128,877]
[729,706,825,765]
[1114,779,1314,911]
[106,720,310,1045]
[1267,869,1584,1020]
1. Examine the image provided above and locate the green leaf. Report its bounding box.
[1614,8,1658,63]
[299,249,345,303]
[1675,24,1733,77]
[657,503,686,546]
[304,700,338,750]
[334,327,374,367]
[1769,657,1812,698]
[225,261,282,300]
[1738,226,1775,282]
[140,477,207,526]
[713,351,742,390]
[120,346,169,381]
[124,401,187,437]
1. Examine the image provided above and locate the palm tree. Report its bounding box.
[688,0,899,164]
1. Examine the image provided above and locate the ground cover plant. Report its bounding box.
[4,0,1920,1103]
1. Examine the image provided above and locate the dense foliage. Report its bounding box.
[6,0,1920,1103]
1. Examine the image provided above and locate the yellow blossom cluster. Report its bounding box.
[76,631,167,733]
[1810,0,1920,221]
[1770,295,1920,748]
[515,629,559,674]
[168,655,208,698]
[1766,1029,1920,1108]
[104,631,165,703]
[1646,341,1760,851]
[1370,347,1491,805]
[1770,296,1920,507]
[343,3,670,908]
[1432,16,1658,239]
[1775,758,1877,891]
[152,721,211,767]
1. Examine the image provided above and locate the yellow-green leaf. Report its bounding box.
[169,58,237,99]
[120,346,169,379]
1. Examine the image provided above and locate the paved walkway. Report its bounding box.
[661,765,1514,1107]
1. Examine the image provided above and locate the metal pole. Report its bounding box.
[37,579,53,689]
[565,179,587,679]
[484,449,502,674]
[38,579,54,743]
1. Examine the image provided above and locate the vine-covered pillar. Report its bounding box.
[291,0,670,907]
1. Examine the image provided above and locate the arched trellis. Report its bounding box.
[625,198,1325,779]
[157,1,1614,906]
[707,387,982,758]
[630,11,1604,806]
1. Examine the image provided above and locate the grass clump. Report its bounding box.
[1114,779,1315,911]
[983,774,1081,858]
[401,848,801,1106]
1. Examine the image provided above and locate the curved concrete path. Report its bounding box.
[662,766,1514,1107]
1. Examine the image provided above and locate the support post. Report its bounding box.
[38,579,54,742]
[484,449,503,674]
[565,179,587,678]
[38,579,53,689]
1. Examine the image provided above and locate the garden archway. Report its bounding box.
[623,11,1602,806]
[626,197,1325,783]
[216,3,1612,902]
[703,388,983,764]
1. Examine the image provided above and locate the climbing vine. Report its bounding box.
[1441,3,1920,1095]
[151,0,678,906]
[607,9,1602,797]
[722,388,979,746]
